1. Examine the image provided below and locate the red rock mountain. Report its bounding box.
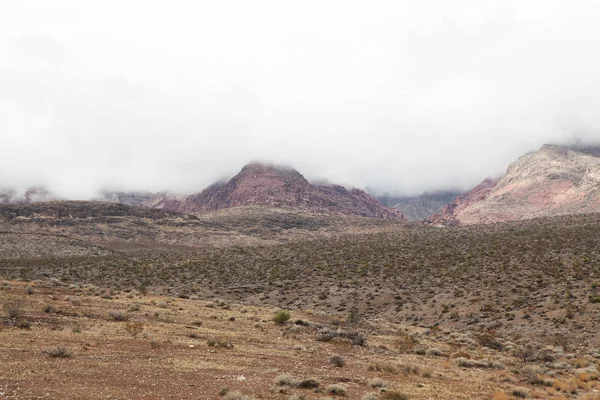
[147,162,405,219]
[426,144,600,226]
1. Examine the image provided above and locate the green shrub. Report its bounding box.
[272,309,291,324]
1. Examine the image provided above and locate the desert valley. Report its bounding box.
[1,144,600,399]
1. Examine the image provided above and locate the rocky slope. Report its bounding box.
[426,144,600,225]
[378,191,463,221]
[148,162,405,219]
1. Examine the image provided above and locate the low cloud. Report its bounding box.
[2,1,600,198]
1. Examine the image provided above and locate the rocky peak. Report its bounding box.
[425,144,600,226]
[150,162,405,219]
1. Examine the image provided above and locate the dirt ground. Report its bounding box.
[2,281,598,400]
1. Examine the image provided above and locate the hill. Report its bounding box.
[148,162,405,219]
[426,144,600,225]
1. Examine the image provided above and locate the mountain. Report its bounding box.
[426,144,600,225]
[148,162,405,219]
[377,190,463,221]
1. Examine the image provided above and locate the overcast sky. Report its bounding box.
[2,1,600,198]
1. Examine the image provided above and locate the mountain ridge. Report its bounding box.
[148,162,405,219]
[426,143,600,225]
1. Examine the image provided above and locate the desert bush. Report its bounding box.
[343,330,366,346]
[47,346,72,358]
[380,392,409,400]
[4,300,25,319]
[25,285,34,295]
[274,374,298,387]
[317,328,335,342]
[330,354,345,367]
[520,365,552,386]
[368,362,397,374]
[109,310,130,321]
[273,309,291,324]
[42,304,55,313]
[476,333,503,351]
[455,357,505,369]
[223,391,253,400]
[124,322,144,337]
[362,394,378,400]
[296,378,319,389]
[514,345,538,362]
[273,374,318,389]
[16,320,31,329]
[426,347,446,357]
[369,377,387,388]
[395,332,418,353]
[325,384,346,396]
[510,387,529,398]
[399,363,420,375]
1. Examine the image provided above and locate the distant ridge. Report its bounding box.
[147,162,405,219]
[377,190,463,221]
[426,144,600,225]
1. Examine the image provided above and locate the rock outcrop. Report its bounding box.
[425,144,600,225]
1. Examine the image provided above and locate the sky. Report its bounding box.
[2,1,600,198]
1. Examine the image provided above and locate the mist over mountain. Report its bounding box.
[2,2,600,198]
[377,191,464,221]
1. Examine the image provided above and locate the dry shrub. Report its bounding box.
[4,300,25,319]
[223,391,253,400]
[330,355,345,367]
[553,379,578,394]
[47,346,72,358]
[368,362,397,374]
[109,310,130,321]
[124,322,144,337]
[380,392,409,400]
[325,384,346,395]
[395,332,417,353]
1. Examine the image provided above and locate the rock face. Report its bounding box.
[149,162,405,219]
[378,191,463,221]
[426,144,600,225]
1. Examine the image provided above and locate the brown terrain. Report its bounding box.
[2,198,600,398]
[2,145,600,399]
[426,144,600,226]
